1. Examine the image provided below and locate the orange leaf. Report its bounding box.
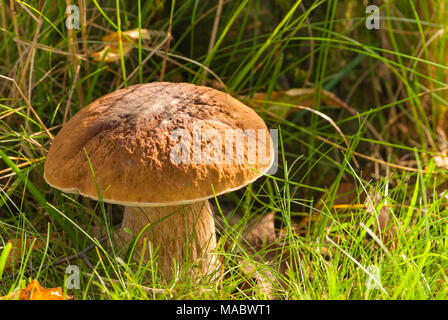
[18,279,70,300]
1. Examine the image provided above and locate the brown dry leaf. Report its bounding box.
[223,213,307,298]
[222,212,277,252]
[90,28,153,62]
[3,237,46,272]
[249,88,356,119]
[1,280,71,300]
[242,212,276,251]
[234,213,282,298]
[365,188,398,250]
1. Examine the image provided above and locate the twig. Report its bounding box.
[201,0,224,85]
[159,1,174,81]
[13,37,87,60]
[63,63,81,123]
[0,75,53,140]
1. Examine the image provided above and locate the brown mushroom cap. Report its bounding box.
[44,82,274,206]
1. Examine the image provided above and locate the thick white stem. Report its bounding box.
[119,200,217,277]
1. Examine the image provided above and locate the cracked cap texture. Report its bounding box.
[44,82,274,206]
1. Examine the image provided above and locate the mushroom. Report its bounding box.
[44,82,274,277]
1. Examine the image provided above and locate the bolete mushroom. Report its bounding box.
[44,82,274,277]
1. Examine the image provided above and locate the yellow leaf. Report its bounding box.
[90,28,153,63]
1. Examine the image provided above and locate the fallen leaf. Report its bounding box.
[0,279,71,300]
[242,212,276,251]
[102,28,152,43]
[248,87,356,119]
[227,213,282,298]
[18,279,70,300]
[3,237,46,272]
[219,212,305,298]
[90,28,157,62]
[365,188,398,250]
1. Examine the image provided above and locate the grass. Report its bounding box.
[0,0,448,300]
